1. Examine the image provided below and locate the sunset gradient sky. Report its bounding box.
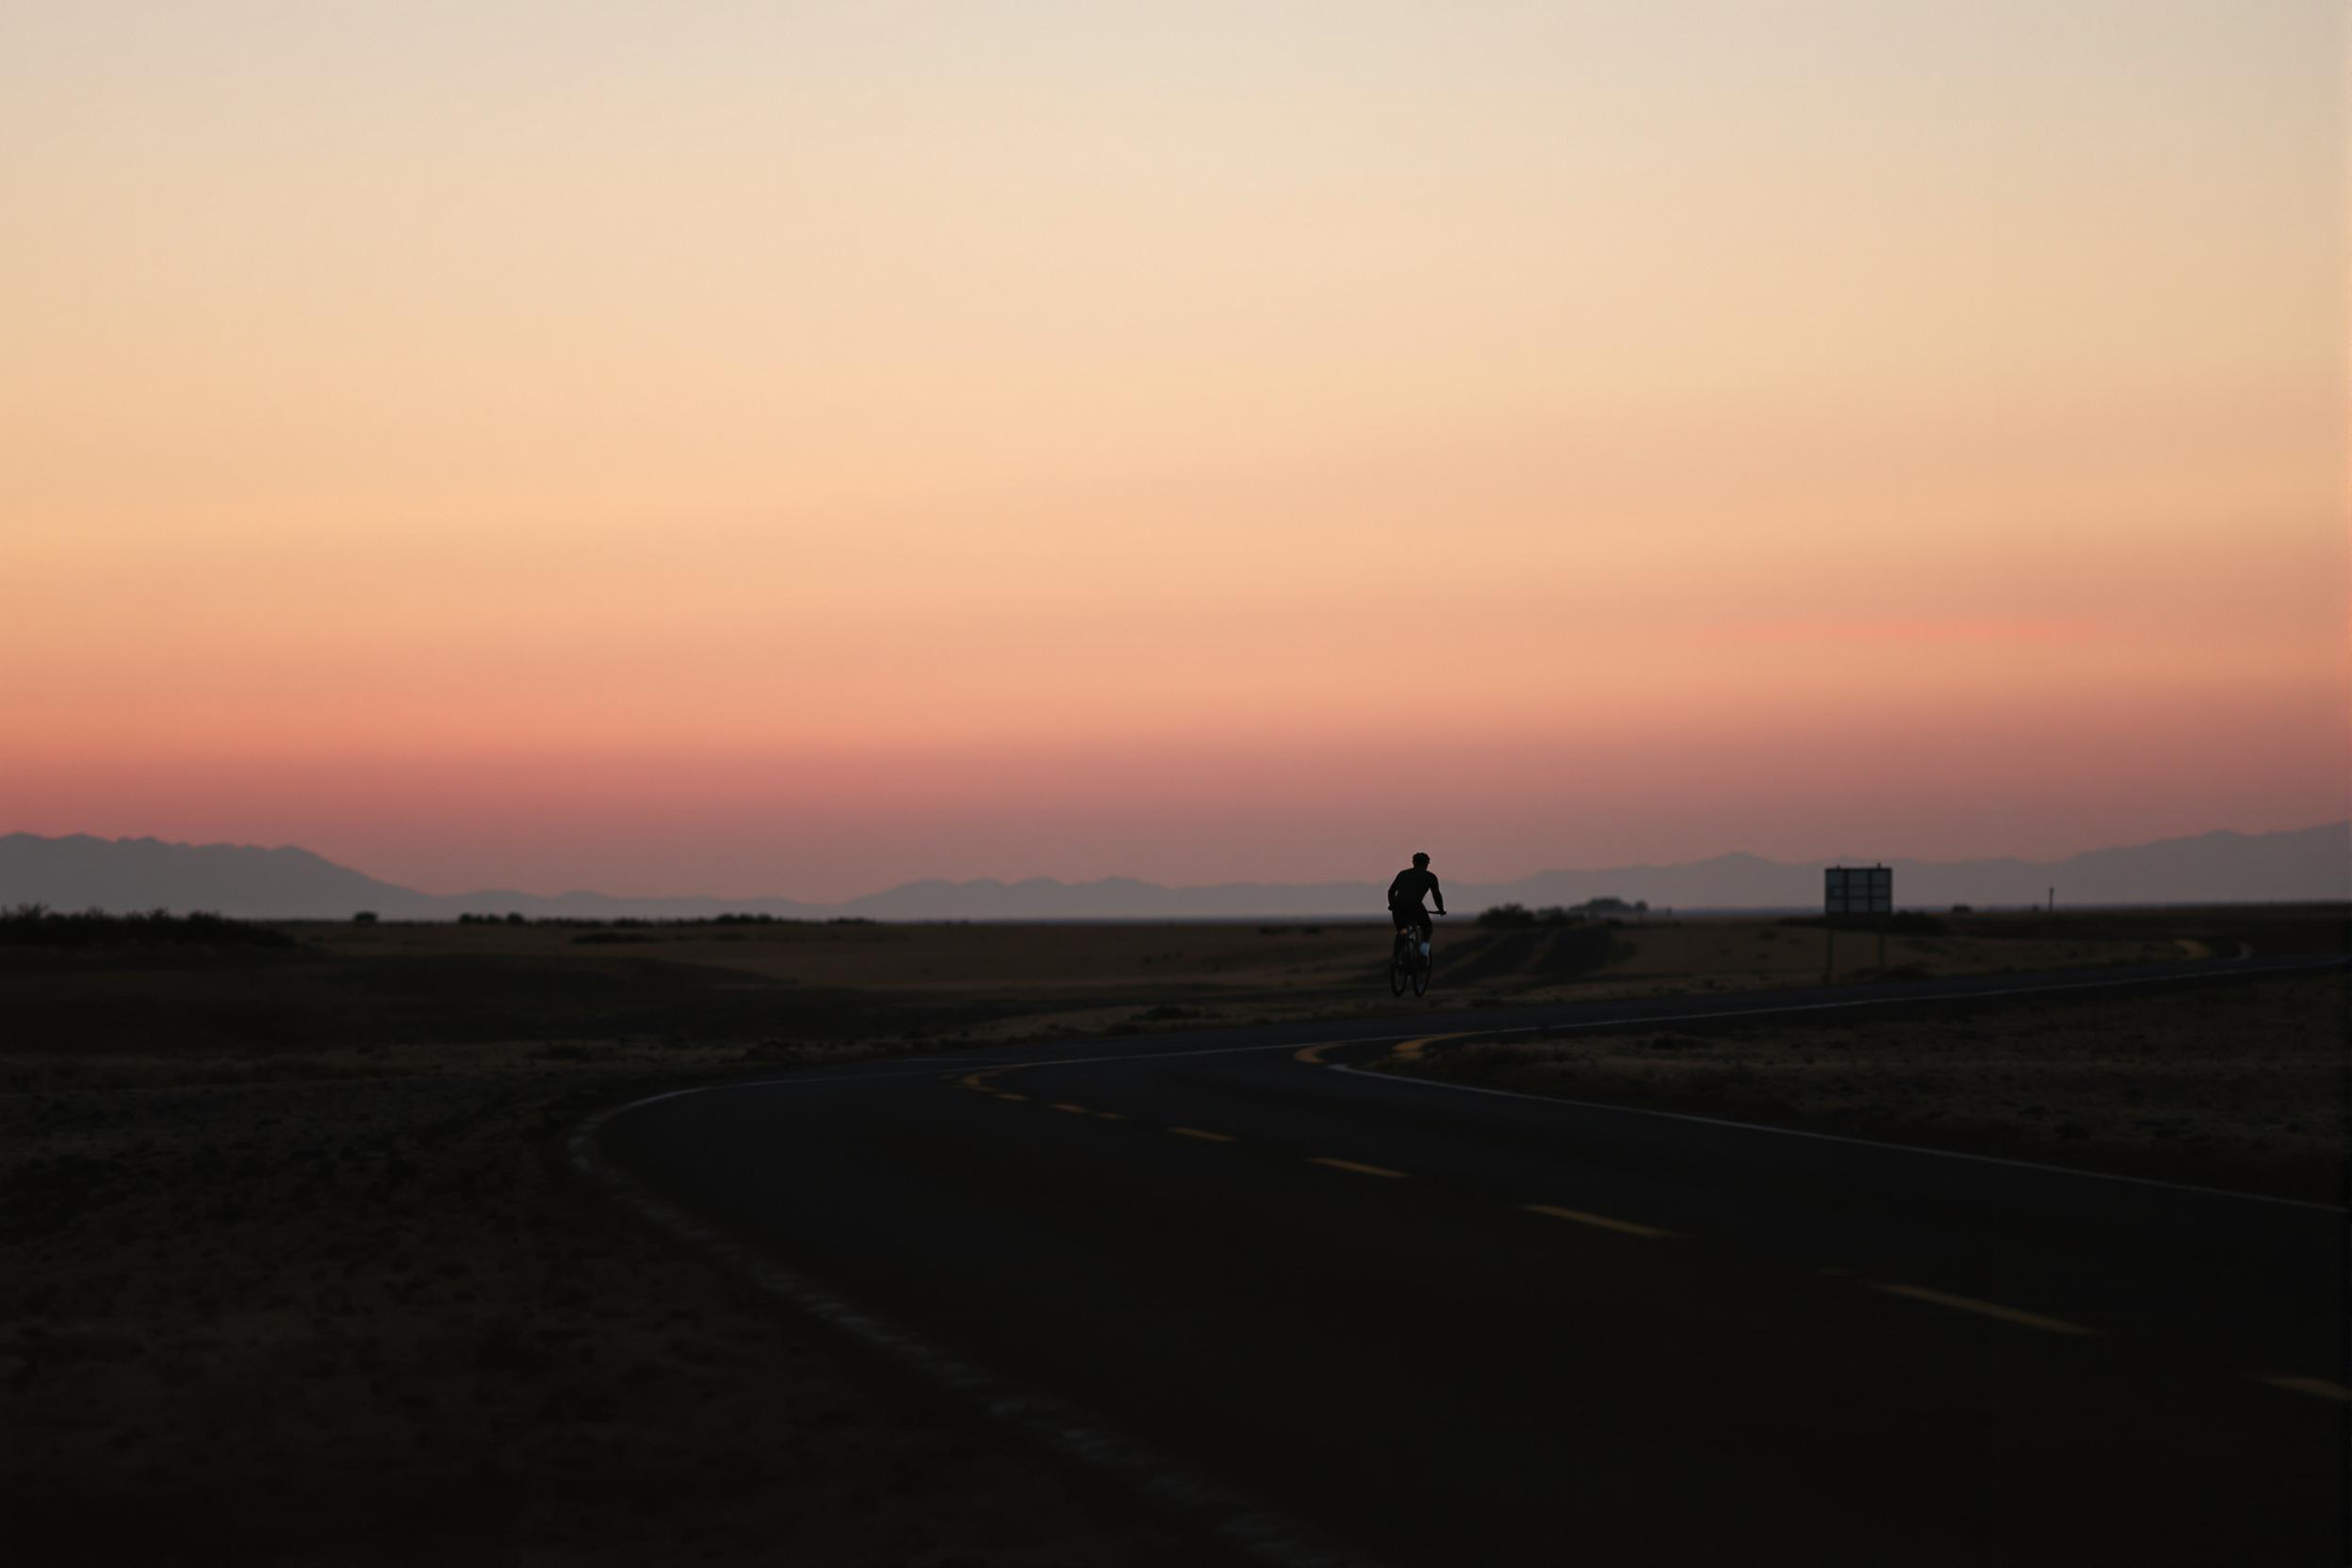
[4,2,2344,899]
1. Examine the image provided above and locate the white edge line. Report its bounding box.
[1329,1065,2344,1214]
[671,1036,1430,1101]
[569,1096,1381,1568]
[956,957,2340,1085]
[957,1034,1420,1077]
[672,959,2341,1098]
[1460,958,2347,1041]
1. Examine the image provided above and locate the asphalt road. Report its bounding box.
[599,956,2348,1565]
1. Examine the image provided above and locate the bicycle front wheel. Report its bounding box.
[1411,947,1431,997]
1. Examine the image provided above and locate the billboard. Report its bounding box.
[1825,866,1892,915]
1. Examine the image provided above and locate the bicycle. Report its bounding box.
[1387,913,1439,997]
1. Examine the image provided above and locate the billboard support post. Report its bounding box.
[1824,866,1893,984]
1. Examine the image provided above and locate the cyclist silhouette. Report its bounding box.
[1387,852,1446,958]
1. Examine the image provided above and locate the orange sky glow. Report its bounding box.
[3,2,2343,899]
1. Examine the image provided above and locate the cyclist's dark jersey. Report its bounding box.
[1387,868,1443,912]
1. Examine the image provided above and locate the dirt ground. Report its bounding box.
[1375,968,2349,1205]
[4,1059,1198,1566]
[6,906,2342,1562]
[0,909,2243,1098]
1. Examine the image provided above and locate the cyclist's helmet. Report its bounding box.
[1412,852,1430,867]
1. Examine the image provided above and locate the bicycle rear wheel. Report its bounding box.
[1387,940,1410,996]
[1410,945,1431,997]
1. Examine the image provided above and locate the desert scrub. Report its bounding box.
[1,1066,1185,1564]
[1371,972,2347,1203]
[0,905,296,949]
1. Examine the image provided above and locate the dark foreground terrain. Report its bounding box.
[609,958,2347,1565]
[1379,968,2347,1203]
[5,907,2344,1562]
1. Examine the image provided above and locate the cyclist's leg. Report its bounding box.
[1413,911,1433,957]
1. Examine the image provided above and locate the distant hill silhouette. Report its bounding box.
[0,835,424,920]
[2,824,2343,922]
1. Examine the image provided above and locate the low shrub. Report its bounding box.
[0,906,296,949]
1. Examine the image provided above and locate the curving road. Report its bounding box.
[597,956,2348,1565]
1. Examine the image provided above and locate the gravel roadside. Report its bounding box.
[4,1061,1184,1565]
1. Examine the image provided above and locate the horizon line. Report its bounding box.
[7,820,2344,907]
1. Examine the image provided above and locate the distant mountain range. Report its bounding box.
[2,824,2344,921]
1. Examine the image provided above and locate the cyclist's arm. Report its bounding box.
[1429,875,1446,915]
[1386,874,1404,905]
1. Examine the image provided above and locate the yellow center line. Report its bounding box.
[1391,1032,1471,1063]
[1094,1110,1129,1121]
[1168,1126,1237,1143]
[994,1092,1030,1103]
[1309,1156,1410,1179]
[1292,1041,1342,1064]
[1050,1102,1090,1115]
[1869,1282,2097,1336]
[2255,1375,2352,1404]
[1520,1203,1675,1239]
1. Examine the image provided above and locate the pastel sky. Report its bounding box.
[3,2,2343,899]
